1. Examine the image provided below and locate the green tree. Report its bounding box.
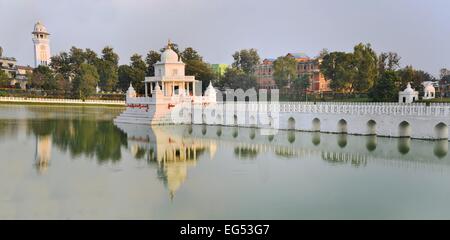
[30,66,54,90]
[54,73,71,94]
[50,52,72,80]
[72,63,99,100]
[145,50,161,76]
[397,65,414,89]
[127,54,147,93]
[273,55,297,89]
[218,68,256,90]
[291,74,311,101]
[181,47,214,91]
[130,54,147,71]
[181,47,202,61]
[352,43,378,92]
[118,65,133,92]
[97,47,119,92]
[320,52,355,92]
[186,59,214,91]
[84,48,99,65]
[378,52,400,73]
[369,70,399,102]
[101,46,119,65]
[69,47,86,74]
[232,49,260,75]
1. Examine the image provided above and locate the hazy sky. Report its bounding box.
[1,0,449,76]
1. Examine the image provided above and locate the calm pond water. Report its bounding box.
[1,103,450,219]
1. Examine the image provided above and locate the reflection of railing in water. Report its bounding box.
[234,146,259,159]
[182,125,450,170]
[321,152,368,167]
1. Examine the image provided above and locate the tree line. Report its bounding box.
[26,43,215,99]
[320,43,436,101]
[4,41,444,102]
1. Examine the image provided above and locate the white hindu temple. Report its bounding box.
[398,83,419,103]
[114,41,217,125]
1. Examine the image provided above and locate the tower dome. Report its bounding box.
[33,21,49,35]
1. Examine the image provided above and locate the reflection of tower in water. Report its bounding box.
[35,135,52,173]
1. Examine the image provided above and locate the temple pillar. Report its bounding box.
[145,82,148,97]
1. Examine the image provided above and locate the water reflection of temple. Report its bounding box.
[35,135,52,173]
[116,124,216,199]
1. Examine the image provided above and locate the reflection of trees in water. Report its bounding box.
[0,120,19,139]
[27,118,127,163]
[134,146,147,160]
[321,152,368,167]
[234,146,259,159]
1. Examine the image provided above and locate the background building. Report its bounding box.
[0,53,18,79]
[254,58,276,89]
[0,46,32,89]
[255,52,330,93]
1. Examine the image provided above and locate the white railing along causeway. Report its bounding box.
[0,97,125,106]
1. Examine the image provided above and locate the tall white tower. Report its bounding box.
[32,21,51,68]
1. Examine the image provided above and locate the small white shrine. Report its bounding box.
[422,81,436,100]
[399,83,419,103]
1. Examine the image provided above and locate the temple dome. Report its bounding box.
[161,48,179,63]
[33,21,49,34]
[402,83,415,94]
